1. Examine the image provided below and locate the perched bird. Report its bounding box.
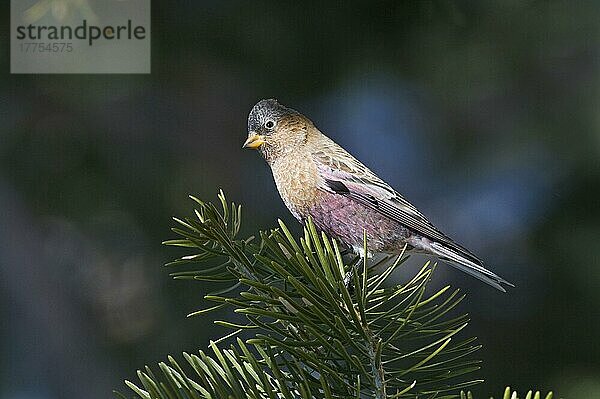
[243,99,513,292]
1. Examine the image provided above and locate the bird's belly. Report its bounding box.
[308,192,410,253]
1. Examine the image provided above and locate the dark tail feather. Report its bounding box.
[428,242,514,292]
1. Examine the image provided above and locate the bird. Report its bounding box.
[242,99,513,292]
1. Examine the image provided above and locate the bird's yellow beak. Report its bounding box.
[242,132,265,149]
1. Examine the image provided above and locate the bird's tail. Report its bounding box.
[422,241,514,292]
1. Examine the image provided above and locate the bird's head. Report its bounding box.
[243,99,311,162]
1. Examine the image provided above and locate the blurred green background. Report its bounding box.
[1,1,599,398]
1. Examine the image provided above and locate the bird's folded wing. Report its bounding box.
[314,155,483,266]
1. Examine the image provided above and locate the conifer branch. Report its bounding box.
[118,191,555,399]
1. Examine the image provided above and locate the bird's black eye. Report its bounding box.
[265,120,275,129]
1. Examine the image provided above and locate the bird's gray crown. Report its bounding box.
[247,99,299,132]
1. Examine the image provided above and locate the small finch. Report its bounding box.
[243,99,513,292]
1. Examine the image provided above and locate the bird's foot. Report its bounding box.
[343,269,354,288]
[343,265,360,296]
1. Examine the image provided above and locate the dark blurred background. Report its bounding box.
[1,1,599,398]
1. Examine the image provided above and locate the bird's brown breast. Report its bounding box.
[270,150,321,221]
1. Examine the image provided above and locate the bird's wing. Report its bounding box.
[312,144,483,265]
